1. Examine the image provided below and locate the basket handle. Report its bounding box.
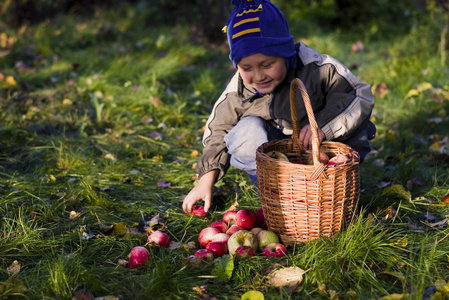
[290,78,327,180]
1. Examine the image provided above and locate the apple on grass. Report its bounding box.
[223,211,237,226]
[194,249,214,261]
[235,209,258,230]
[234,245,257,257]
[206,241,228,257]
[128,246,151,268]
[256,230,280,251]
[227,230,258,255]
[147,230,170,248]
[250,227,263,236]
[198,227,220,247]
[209,221,228,233]
[192,205,207,217]
[226,224,244,235]
[262,243,287,257]
[212,233,230,244]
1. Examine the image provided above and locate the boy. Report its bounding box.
[182,0,376,215]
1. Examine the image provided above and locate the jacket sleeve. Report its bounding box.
[309,55,374,142]
[195,72,240,181]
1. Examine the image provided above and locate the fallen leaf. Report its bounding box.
[151,96,164,106]
[158,181,171,188]
[241,290,264,300]
[379,293,409,300]
[5,75,16,86]
[441,192,449,204]
[212,254,234,282]
[168,241,182,250]
[191,150,199,157]
[0,277,27,295]
[267,267,306,288]
[373,83,388,98]
[73,289,95,300]
[381,184,411,201]
[69,210,81,219]
[112,222,128,235]
[6,260,21,276]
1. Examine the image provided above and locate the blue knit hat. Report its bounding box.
[223,0,296,67]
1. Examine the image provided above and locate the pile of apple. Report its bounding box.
[194,208,287,261]
[269,150,349,165]
[126,208,288,268]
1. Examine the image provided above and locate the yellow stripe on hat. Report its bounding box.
[232,28,261,39]
[236,4,263,17]
[233,17,259,28]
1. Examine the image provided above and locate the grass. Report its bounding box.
[1,2,449,299]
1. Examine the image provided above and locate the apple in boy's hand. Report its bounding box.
[209,221,228,233]
[194,249,214,261]
[223,211,237,226]
[234,245,257,257]
[206,241,228,257]
[212,233,231,244]
[328,154,349,165]
[256,230,279,251]
[198,227,220,247]
[147,230,170,247]
[227,230,258,255]
[128,246,151,268]
[192,205,207,217]
[226,224,244,235]
[256,208,268,229]
[262,243,287,257]
[235,209,258,230]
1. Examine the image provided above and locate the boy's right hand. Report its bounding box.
[182,170,218,215]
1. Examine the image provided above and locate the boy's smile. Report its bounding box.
[237,53,287,95]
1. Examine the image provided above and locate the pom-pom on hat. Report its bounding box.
[223,0,296,67]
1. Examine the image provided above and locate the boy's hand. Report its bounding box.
[182,170,218,215]
[299,125,325,149]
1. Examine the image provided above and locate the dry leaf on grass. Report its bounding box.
[6,260,21,276]
[267,266,306,288]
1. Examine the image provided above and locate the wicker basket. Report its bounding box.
[256,78,360,246]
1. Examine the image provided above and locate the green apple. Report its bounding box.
[256,230,280,251]
[227,230,258,255]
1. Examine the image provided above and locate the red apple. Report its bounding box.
[234,245,257,257]
[256,230,280,251]
[147,230,170,248]
[212,233,230,244]
[223,211,237,226]
[206,241,228,257]
[192,205,207,217]
[328,154,349,165]
[235,209,258,230]
[262,243,287,257]
[198,227,220,247]
[256,208,268,229]
[227,230,258,255]
[194,249,214,261]
[250,227,263,236]
[128,246,151,268]
[209,221,228,233]
[307,149,330,165]
[226,224,244,235]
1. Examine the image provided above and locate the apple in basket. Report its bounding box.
[235,209,258,230]
[328,154,349,165]
[268,150,289,162]
[256,230,280,251]
[262,243,287,257]
[227,230,258,255]
[128,246,151,268]
[307,151,330,165]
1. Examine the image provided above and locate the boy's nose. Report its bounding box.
[254,69,265,82]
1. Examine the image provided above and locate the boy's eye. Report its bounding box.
[262,63,273,68]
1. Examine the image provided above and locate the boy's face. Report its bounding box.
[237,53,287,94]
